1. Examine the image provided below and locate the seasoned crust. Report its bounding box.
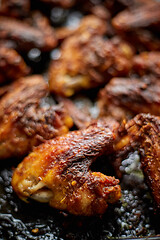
[0,75,73,159]
[12,119,121,216]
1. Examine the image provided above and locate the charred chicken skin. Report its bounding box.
[49,15,134,97]
[12,119,121,216]
[126,114,160,210]
[99,77,160,121]
[0,46,30,85]
[0,75,73,159]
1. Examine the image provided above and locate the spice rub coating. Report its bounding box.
[0,75,73,159]
[12,119,121,216]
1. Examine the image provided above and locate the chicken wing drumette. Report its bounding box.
[12,119,121,216]
[0,75,73,159]
[99,77,160,121]
[0,46,30,85]
[49,15,134,97]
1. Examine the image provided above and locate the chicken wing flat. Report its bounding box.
[99,77,160,121]
[49,16,133,97]
[0,0,30,18]
[12,119,121,216]
[112,1,160,32]
[133,52,160,77]
[126,113,160,210]
[0,46,30,85]
[0,16,57,52]
[0,75,73,159]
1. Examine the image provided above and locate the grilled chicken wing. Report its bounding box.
[99,77,160,121]
[12,119,121,216]
[112,1,160,32]
[0,0,30,18]
[126,114,160,210]
[0,46,30,85]
[49,16,133,97]
[0,75,73,159]
[0,16,57,52]
[38,0,75,8]
[133,52,160,77]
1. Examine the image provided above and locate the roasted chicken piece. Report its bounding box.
[49,16,134,97]
[0,0,30,18]
[126,114,160,210]
[0,16,57,52]
[112,1,160,32]
[133,52,160,77]
[12,119,121,216]
[38,0,75,8]
[0,75,73,159]
[0,46,30,85]
[99,77,160,121]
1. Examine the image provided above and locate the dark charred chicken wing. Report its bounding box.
[112,1,160,32]
[0,16,57,52]
[0,46,30,85]
[0,75,73,159]
[38,0,75,8]
[133,52,160,77]
[0,0,30,18]
[99,77,160,121]
[49,15,134,97]
[12,119,121,216]
[126,114,160,210]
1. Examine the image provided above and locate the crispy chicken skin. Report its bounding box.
[0,0,30,18]
[49,16,133,97]
[0,46,30,85]
[0,75,73,159]
[133,52,160,77]
[126,114,160,210]
[112,1,160,32]
[0,16,57,52]
[12,119,121,216]
[99,77,160,121]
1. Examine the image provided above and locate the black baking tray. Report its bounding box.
[0,1,160,239]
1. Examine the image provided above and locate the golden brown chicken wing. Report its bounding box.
[0,46,30,85]
[0,16,57,52]
[0,75,73,159]
[99,77,160,121]
[12,119,121,216]
[49,16,134,97]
